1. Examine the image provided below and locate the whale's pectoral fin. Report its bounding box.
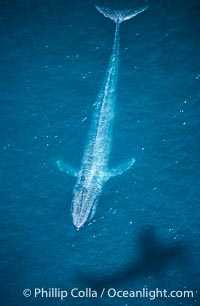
[57,160,79,177]
[107,157,135,179]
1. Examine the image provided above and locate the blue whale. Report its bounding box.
[58,5,148,229]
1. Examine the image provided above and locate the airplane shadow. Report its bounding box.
[77,227,188,289]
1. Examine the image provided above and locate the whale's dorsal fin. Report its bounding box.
[95,5,148,23]
[106,157,135,179]
[57,160,79,177]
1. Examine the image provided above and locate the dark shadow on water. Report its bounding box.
[77,227,187,289]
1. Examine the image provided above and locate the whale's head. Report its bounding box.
[71,176,102,229]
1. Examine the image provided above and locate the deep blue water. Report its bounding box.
[0,0,200,305]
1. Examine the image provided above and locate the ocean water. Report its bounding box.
[0,0,200,305]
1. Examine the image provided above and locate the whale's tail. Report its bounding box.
[95,5,148,24]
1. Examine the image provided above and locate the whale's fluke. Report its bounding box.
[95,5,148,23]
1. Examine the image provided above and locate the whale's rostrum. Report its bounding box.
[57,5,148,229]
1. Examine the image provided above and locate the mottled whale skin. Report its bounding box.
[57,5,148,229]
